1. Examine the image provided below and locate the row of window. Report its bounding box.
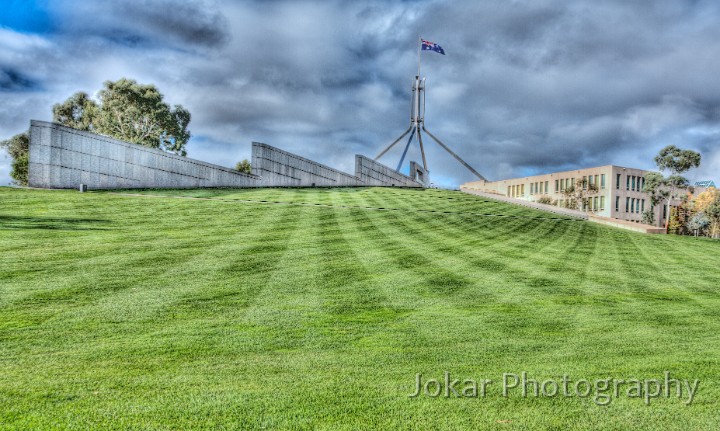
[555,178,575,193]
[616,173,645,191]
[582,196,605,212]
[508,184,525,198]
[555,174,607,193]
[507,174,609,197]
[615,196,646,214]
[582,174,605,190]
[529,181,550,195]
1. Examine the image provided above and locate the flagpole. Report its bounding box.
[417,36,422,78]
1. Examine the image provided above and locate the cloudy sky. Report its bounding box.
[2,0,719,187]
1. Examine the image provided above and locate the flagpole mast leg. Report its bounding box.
[375,126,412,161]
[396,128,416,172]
[422,125,486,181]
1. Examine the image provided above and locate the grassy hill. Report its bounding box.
[1,186,719,430]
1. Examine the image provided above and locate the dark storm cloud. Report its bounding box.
[0,68,41,91]
[2,0,720,186]
[49,0,229,49]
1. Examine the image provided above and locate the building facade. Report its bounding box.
[462,165,671,224]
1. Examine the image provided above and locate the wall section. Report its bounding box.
[28,121,424,190]
[28,121,260,189]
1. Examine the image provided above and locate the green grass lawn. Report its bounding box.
[1,186,719,430]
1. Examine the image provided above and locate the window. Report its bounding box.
[545,181,549,194]
[641,199,645,213]
[640,177,645,191]
[555,180,559,192]
[616,196,620,212]
[600,196,605,210]
[663,205,667,219]
[627,175,630,190]
[507,186,511,197]
[583,176,588,190]
[631,176,636,191]
[594,175,600,188]
[631,198,635,213]
[626,197,630,213]
[601,174,606,189]
[530,183,534,195]
[594,196,599,211]
[588,176,593,188]
[521,184,525,196]
[616,173,621,190]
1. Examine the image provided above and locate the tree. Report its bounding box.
[693,188,719,214]
[651,145,701,231]
[235,159,252,174]
[53,78,191,156]
[687,212,710,237]
[655,145,702,174]
[562,178,598,211]
[707,194,720,239]
[52,92,98,131]
[0,132,29,186]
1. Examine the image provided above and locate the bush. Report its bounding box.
[642,209,655,226]
[536,196,553,205]
[235,159,252,174]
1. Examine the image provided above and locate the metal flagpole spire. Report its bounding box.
[417,36,422,78]
[375,37,486,183]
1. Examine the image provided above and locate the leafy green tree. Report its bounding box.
[53,78,191,156]
[235,159,252,174]
[52,92,98,131]
[644,146,701,229]
[0,132,29,186]
[655,145,702,174]
[707,195,720,239]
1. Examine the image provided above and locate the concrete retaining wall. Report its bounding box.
[355,155,423,187]
[28,121,260,189]
[252,142,361,187]
[589,215,666,234]
[28,120,424,190]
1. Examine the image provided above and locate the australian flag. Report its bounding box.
[421,39,445,55]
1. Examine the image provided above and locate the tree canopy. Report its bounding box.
[644,145,701,228]
[2,78,192,186]
[52,78,191,156]
[654,145,702,175]
[0,132,29,186]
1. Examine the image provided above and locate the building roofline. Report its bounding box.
[463,164,653,185]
